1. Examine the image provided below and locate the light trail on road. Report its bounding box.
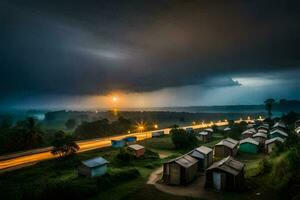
[0,119,255,171]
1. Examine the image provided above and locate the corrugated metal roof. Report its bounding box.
[215,138,238,149]
[265,137,284,145]
[273,122,286,129]
[270,129,288,137]
[207,156,244,176]
[82,157,109,168]
[204,128,213,132]
[295,127,300,134]
[165,154,198,168]
[175,154,198,168]
[257,129,268,134]
[239,138,259,146]
[195,146,212,154]
[128,144,145,151]
[198,131,209,136]
[224,127,231,131]
[253,132,268,138]
[242,129,256,135]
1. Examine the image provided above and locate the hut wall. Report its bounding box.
[91,165,107,177]
[78,165,91,177]
[239,143,257,154]
[135,148,145,157]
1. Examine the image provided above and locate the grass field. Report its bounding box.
[0,132,292,200]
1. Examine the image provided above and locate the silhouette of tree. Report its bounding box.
[264,98,276,118]
[51,131,79,157]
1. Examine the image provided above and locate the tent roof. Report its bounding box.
[207,156,244,176]
[82,157,109,168]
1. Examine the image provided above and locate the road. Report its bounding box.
[0,119,253,171]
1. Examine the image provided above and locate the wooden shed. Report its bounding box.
[123,136,137,143]
[152,130,164,137]
[265,137,285,153]
[270,129,288,139]
[196,131,209,142]
[214,138,239,158]
[163,154,198,185]
[239,138,259,154]
[241,129,256,139]
[273,122,287,130]
[128,144,145,158]
[111,139,125,148]
[189,146,213,170]
[204,128,214,138]
[205,156,245,191]
[78,157,109,178]
[185,127,194,134]
[252,132,268,145]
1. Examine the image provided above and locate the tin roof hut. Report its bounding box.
[78,157,109,178]
[205,156,245,191]
[189,146,213,170]
[214,138,239,158]
[163,154,198,185]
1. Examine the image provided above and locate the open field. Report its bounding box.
[0,129,297,200]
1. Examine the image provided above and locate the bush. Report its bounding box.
[96,169,140,188]
[258,158,272,175]
[143,149,159,159]
[170,128,197,149]
[116,148,135,162]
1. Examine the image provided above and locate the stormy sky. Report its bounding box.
[1,0,300,109]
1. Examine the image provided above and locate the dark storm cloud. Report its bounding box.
[0,0,300,100]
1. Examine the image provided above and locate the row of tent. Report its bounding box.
[163,143,245,191]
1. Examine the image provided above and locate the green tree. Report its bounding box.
[264,98,276,118]
[51,131,79,157]
[65,118,77,129]
[170,128,197,149]
[15,117,44,149]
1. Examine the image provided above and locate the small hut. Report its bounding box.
[273,122,287,130]
[295,126,300,135]
[205,156,245,191]
[123,136,137,143]
[257,129,268,134]
[163,154,198,185]
[196,131,209,142]
[265,137,285,153]
[204,128,214,138]
[224,127,231,132]
[241,129,256,139]
[185,127,194,134]
[128,144,145,158]
[189,146,213,170]
[152,130,164,137]
[239,138,259,154]
[252,132,268,145]
[214,138,239,158]
[78,157,109,178]
[270,129,288,139]
[111,139,125,148]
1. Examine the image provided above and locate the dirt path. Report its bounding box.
[147,167,216,199]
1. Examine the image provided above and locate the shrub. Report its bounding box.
[116,148,135,162]
[258,158,272,174]
[170,128,197,149]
